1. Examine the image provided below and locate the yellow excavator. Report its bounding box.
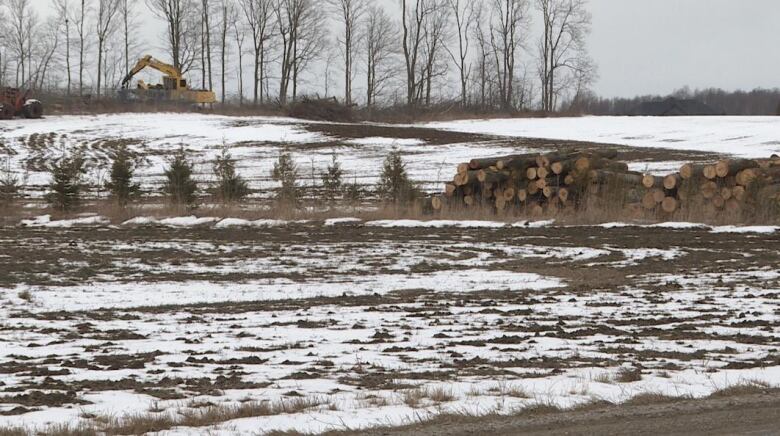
[120,55,216,105]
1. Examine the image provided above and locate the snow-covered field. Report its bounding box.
[0,113,519,195]
[1,114,779,434]
[0,222,778,434]
[425,116,780,158]
[3,113,779,201]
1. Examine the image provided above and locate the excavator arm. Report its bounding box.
[121,55,183,89]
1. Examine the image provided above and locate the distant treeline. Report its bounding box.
[576,87,780,116]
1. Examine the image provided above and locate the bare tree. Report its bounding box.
[96,0,120,98]
[490,0,530,111]
[5,0,36,87]
[199,0,213,90]
[472,3,492,109]
[118,0,140,77]
[218,0,235,103]
[275,0,302,106]
[54,0,73,95]
[32,17,61,91]
[0,8,6,87]
[291,7,326,101]
[74,0,89,95]
[146,0,193,71]
[233,18,246,105]
[275,0,323,105]
[444,0,475,107]
[328,0,366,106]
[536,0,592,112]
[364,4,397,108]
[419,1,449,106]
[238,0,273,105]
[401,0,434,106]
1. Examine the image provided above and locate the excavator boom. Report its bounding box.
[121,55,183,89]
[120,55,216,105]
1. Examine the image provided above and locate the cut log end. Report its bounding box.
[642,174,657,189]
[663,174,681,190]
[661,197,678,213]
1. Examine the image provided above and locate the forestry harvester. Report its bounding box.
[0,87,44,120]
[119,55,216,105]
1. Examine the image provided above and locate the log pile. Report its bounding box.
[430,150,780,220]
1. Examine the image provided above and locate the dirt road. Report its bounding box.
[349,392,780,436]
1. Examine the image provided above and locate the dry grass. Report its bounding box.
[592,372,613,384]
[16,289,32,302]
[0,396,325,436]
[708,380,775,398]
[614,367,643,383]
[402,385,457,407]
[623,392,687,406]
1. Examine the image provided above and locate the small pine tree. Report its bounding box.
[46,152,86,211]
[105,147,141,206]
[212,146,249,203]
[163,147,198,207]
[272,150,299,205]
[0,157,20,206]
[321,153,343,201]
[377,149,419,205]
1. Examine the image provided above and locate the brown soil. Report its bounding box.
[336,392,780,436]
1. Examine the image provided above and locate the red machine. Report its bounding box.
[0,87,43,120]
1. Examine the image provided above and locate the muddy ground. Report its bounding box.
[345,391,780,436]
[0,223,778,433]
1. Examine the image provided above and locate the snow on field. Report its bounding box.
[0,113,525,195]
[426,116,780,158]
[0,224,779,434]
[17,214,779,234]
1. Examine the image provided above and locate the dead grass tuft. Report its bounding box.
[402,387,425,408]
[709,380,774,398]
[624,392,686,406]
[402,385,457,407]
[17,289,32,302]
[614,367,642,383]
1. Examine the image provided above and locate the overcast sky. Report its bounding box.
[589,0,780,97]
[30,0,780,99]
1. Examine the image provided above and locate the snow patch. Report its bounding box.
[425,116,780,158]
[365,220,507,228]
[325,217,363,226]
[20,215,109,228]
[345,137,425,146]
[710,225,779,234]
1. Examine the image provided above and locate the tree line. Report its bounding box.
[573,87,780,116]
[0,0,595,112]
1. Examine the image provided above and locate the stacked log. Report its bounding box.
[433,149,643,215]
[430,151,780,221]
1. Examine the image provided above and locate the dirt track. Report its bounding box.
[348,392,780,436]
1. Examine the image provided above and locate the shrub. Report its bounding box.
[163,148,198,207]
[46,152,86,211]
[211,146,249,203]
[105,147,141,206]
[321,153,343,201]
[271,150,299,205]
[0,156,21,206]
[287,96,353,122]
[376,149,419,205]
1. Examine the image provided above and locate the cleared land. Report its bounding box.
[0,222,778,434]
[0,115,778,434]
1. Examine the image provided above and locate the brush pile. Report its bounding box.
[430,150,780,220]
